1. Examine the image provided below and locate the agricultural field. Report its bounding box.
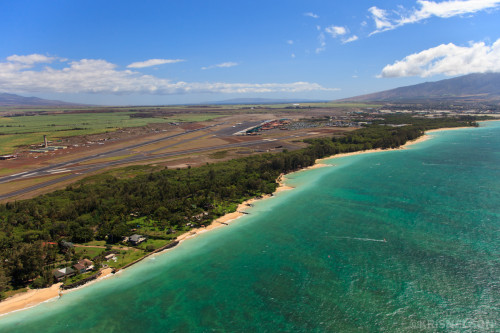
[216,102,382,109]
[163,114,226,122]
[0,112,166,154]
[0,111,225,154]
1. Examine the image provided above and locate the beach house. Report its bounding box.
[53,267,76,281]
[129,234,146,245]
[73,259,94,274]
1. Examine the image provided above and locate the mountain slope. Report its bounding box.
[0,93,83,107]
[340,73,500,102]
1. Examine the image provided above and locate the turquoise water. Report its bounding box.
[1,122,499,332]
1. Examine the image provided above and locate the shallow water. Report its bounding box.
[1,122,499,332]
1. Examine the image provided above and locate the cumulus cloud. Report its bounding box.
[370,0,500,34]
[379,38,500,77]
[304,12,319,19]
[127,58,185,68]
[7,54,59,65]
[201,62,239,70]
[0,55,335,94]
[325,25,347,37]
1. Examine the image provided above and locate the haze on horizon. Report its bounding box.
[1,0,500,105]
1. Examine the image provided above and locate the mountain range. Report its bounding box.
[0,93,83,107]
[340,73,500,103]
[2,73,500,107]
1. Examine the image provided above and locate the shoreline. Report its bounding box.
[315,126,467,163]
[0,283,62,317]
[0,123,484,318]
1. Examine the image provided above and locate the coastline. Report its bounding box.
[0,283,62,317]
[0,191,284,317]
[315,127,461,163]
[0,124,481,318]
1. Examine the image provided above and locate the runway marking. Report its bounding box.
[21,172,38,178]
[10,172,28,177]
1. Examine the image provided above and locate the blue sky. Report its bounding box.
[1,0,500,105]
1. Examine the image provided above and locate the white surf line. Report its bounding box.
[336,236,387,243]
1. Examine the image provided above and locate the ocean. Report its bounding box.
[1,121,499,332]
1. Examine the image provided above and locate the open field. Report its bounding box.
[0,174,67,195]
[0,104,365,201]
[0,112,174,154]
[163,114,226,122]
[212,102,383,109]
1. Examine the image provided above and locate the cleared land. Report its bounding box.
[0,111,225,154]
[0,103,368,200]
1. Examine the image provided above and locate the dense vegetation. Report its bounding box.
[0,116,481,297]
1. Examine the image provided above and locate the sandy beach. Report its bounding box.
[315,129,442,163]
[0,124,481,317]
[0,283,62,317]
[176,194,277,242]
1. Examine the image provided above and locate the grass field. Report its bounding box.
[109,249,147,269]
[216,102,383,109]
[0,112,171,154]
[0,111,229,154]
[0,174,67,195]
[164,114,226,122]
[74,246,105,259]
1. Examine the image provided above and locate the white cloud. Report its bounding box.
[201,62,239,70]
[7,54,59,65]
[291,53,296,58]
[342,35,359,44]
[368,6,393,32]
[370,0,500,34]
[325,25,347,37]
[380,38,500,77]
[316,32,326,53]
[127,58,184,68]
[304,12,319,19]
[287,40,294,45]
[324,26,357,44]
[0,55,335,94]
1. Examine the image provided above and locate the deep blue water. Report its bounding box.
[1,122,499,332]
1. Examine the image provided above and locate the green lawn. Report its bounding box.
[63,270,98,286]
[81,240,107,247]
[136,238,170,251]
[107,249,146,269]
[74,246,105,258]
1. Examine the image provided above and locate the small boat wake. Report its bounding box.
[336,236,387,243]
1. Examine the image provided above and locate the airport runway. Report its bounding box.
[0,120,292,200]
[0,123,222,185]
[0,136,286,200]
